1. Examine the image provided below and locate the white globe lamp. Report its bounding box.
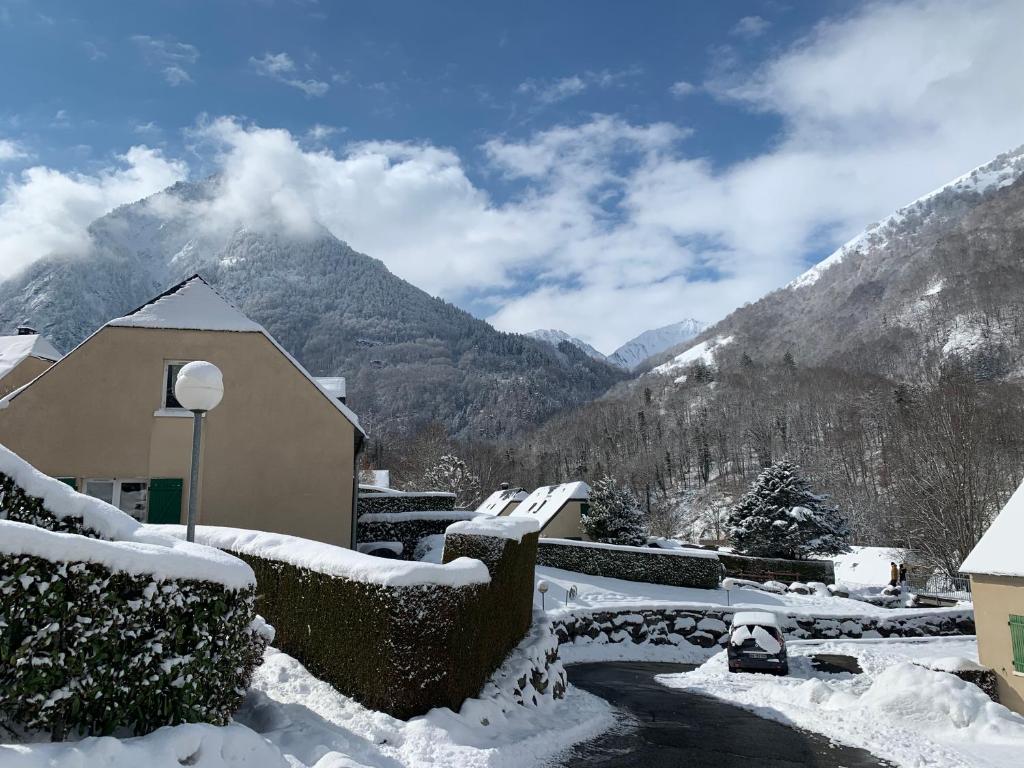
[175,361,224,542]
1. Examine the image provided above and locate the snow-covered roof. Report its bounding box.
[510,481,590,528]
[447,516,540,543]
[731,611,780,628]
[316,376,346,399]
[475,487,529,516]
[6,275,365,436]
[961,478,1024,577]
[0,333,61,380]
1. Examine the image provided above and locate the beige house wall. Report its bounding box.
[496,500,521,517]
[971,574,1024,714]
[539,500,591,541]
[0,356,53,398]
[0,326,357,547]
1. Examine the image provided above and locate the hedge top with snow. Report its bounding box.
[156,524,492,587]
[0,443,254,589]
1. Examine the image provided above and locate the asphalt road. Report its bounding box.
[553,662,888,768]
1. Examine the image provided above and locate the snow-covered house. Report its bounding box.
[475,485,528,517]
[0,275,365,547]
[0,327,61,397]
[509,481,591,539]
[961,479,1024,714]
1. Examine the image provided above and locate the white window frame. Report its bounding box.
[83,478,150,522]
[156,360,193,416]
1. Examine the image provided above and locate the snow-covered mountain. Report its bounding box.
[650,144,1024,381]
[526,329,607,362]
[0,179,626,438]
[609,319,706,371]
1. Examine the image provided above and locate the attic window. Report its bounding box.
[163,361,190,409]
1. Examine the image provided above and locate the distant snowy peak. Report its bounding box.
[525,329,607,362]
[609,318,706,371]
[789,144,1024,290]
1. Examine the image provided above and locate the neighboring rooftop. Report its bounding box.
[475,487,529,516]
[0,333,62,381]
[510,481,590,528]
[961,478,1024,577]
[316,376,346,400]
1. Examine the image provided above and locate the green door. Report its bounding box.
[148,478,183,524]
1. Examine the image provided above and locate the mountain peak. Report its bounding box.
[609,318,707,371]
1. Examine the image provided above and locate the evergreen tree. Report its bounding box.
[420,454,481,508]
[582,475,647,545]
[727,460,849,559]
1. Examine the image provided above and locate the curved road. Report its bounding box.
[554,662,888,768]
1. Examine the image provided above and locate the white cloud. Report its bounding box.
[517,68,641,105]
[131,35,199,86]
[732,15,771,39]
[250,51,329,97]
[669,80,697,97]
[0,147,187,277]
[0,139,28,162]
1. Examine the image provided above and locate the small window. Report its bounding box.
[1011,615,1024,673]
[83,479,149,522]
[163,361,190,409]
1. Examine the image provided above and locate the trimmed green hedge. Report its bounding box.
[231,529,538,720]
[717,552,835,583]
[358,493,455,515]
[536,540,721,589]
[0,471,266,740]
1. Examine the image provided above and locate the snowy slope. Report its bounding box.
[651,335,733,378]
[525,328,607,362]
[608,318,706,370]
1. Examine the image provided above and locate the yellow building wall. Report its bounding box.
[971,574,1024,714]
[0,356,54,398]
[0,326,357,547]
[539,500,591,541]
[497,500,521,517]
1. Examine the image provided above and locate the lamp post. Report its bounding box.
[174,361,224,543]
[537,580,549,611]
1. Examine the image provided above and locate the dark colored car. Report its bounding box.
[727,611,789,675]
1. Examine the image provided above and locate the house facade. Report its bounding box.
[510,481,591,539]
[475,485,528,517]
[961,479,1024,714]
[0,276,364,548]
[0,328,61,398]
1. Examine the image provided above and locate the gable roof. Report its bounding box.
[0,334,62,381]
[475,487,529,516]
[961,477,1024,577]
[509,481,590,528]
[3,275,365,436]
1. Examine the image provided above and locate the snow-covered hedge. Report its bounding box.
[536,538,721,589]
[0,450,264,740]
[357,490,456,515]
[188,523,539,719]
[356,511,477,558]
[717,551,835,584]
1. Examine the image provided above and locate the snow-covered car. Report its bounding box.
[727,611,788,675]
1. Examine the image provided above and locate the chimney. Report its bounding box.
[500,482,509,490]
[16,325,37,336]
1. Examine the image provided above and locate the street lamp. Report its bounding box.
[174,361,224,543]
[537,580,549,611]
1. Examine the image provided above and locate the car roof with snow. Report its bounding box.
[509,481,590,528]
[730,611,780,628]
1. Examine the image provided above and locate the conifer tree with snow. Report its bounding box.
[420,453,481,507]
[581,475,647,546]
[727,460,850,559]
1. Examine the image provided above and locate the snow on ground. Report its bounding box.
[832,545,905,586]
[658,636,1024,768]
[1,646,613,768]
[535,566,925,618]
[650,335,734,377]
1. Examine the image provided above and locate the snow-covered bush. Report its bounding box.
[581,476,646,545]
[0,450,264,740]
[536,539,721,589]
[419,453,481,508]
[727,460,850,559]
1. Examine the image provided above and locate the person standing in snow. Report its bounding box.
[889,561,899,588]
[899,563,908,589]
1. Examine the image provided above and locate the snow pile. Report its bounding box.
[650,335,734,377]
[446,516,540,542]
[661,636,1024,768]
[0,723,287,768]
[155,524,490,587]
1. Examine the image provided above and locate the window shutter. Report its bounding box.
[148,478,184,525]
[1011,615,1024,674]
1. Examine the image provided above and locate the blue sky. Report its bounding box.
[1,0,1023,351]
